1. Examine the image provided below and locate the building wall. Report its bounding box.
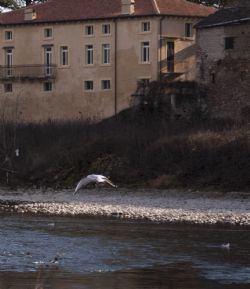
[0,16,199,123]
[0,21,117,122]
[161,17,200,80]
[224,24,250,59]
[116,17,159,113]
[196,26,225,83]
[196,23,250,118]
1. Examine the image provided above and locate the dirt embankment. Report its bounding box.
[0,110,250,192]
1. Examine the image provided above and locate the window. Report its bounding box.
[44,46,53,76]
[140,78,150,87]
[141,41,150,63]
[85,25,94,36]
[44,28,53,38]
[4,83,12,93]
[84,80,94,91]
[5,48,13,77]
[85,45,94,65]
[211,73,216,84]
[185,23,193,37]
[5,48,13,66]
[60,46,69,66]
[102,24,111,35]
[225,37,235,50]
[44,81,52,91]
[102,44,111,64]
[5,31,13,40]
[101,80,111,90]
[240,71,247,81]
[142,21,150,32]
[167,41,175,72]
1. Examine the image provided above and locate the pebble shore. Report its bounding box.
[0,188,249,226]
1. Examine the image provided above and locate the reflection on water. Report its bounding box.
[1,265,250,289]
[0,214,249,289]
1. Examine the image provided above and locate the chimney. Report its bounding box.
[24,8,37,21]
[121,0,135,15]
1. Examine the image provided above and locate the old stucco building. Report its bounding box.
[196,0,250,119]
[0,0,213,123]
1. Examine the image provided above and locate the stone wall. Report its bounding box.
[205,58,250,119]
[196,23,250,119]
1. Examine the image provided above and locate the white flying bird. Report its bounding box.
[74,174,117,194]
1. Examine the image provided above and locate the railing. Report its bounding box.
[0,64,57,80]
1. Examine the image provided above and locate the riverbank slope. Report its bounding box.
[0,110,250,192]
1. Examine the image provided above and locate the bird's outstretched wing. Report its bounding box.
[103,177,117,188]
[74,177,93,194]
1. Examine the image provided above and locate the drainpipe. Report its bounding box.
[114,19,118,115]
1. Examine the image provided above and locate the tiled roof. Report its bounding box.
[196,6,250,28]
[156,0,215,17]
[0,0,215,25]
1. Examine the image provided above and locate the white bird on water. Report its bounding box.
[221,243,230,250]
[74,174,117,194]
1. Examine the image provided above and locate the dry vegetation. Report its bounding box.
[0,108,249,192]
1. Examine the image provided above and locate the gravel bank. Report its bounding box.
[0,188,249,226]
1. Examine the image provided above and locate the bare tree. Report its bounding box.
[0,0,19,9]
[0,0,47,10]
[188,0,229,6]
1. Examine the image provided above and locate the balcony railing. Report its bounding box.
[0,65,57,80]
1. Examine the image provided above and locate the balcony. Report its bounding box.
[0,65,57,81]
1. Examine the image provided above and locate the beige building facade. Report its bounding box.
[0,0,214,123]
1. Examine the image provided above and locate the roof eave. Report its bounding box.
[196,17,250,29]
[0,12,209,26]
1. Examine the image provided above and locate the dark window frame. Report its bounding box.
[102,24,111,35]
[102,43,111,64]
[5,31,13,41]
[44,28,53,38]
[211,73,216,84]
[142,21,150,32]
[60,46,69,66]
[141,41,150,63]
[101,80,111,90]
[43,81,53,91]
[185,23,193,37]
[85,44,94,65]
[4,83,13,93]
[85,25,94,36]
[84,80,94,91]
[225,37,235,50]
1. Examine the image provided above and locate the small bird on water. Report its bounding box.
[74,174,117,194]
[221,243,230,250]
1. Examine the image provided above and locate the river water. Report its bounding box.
[0,214,249,289]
